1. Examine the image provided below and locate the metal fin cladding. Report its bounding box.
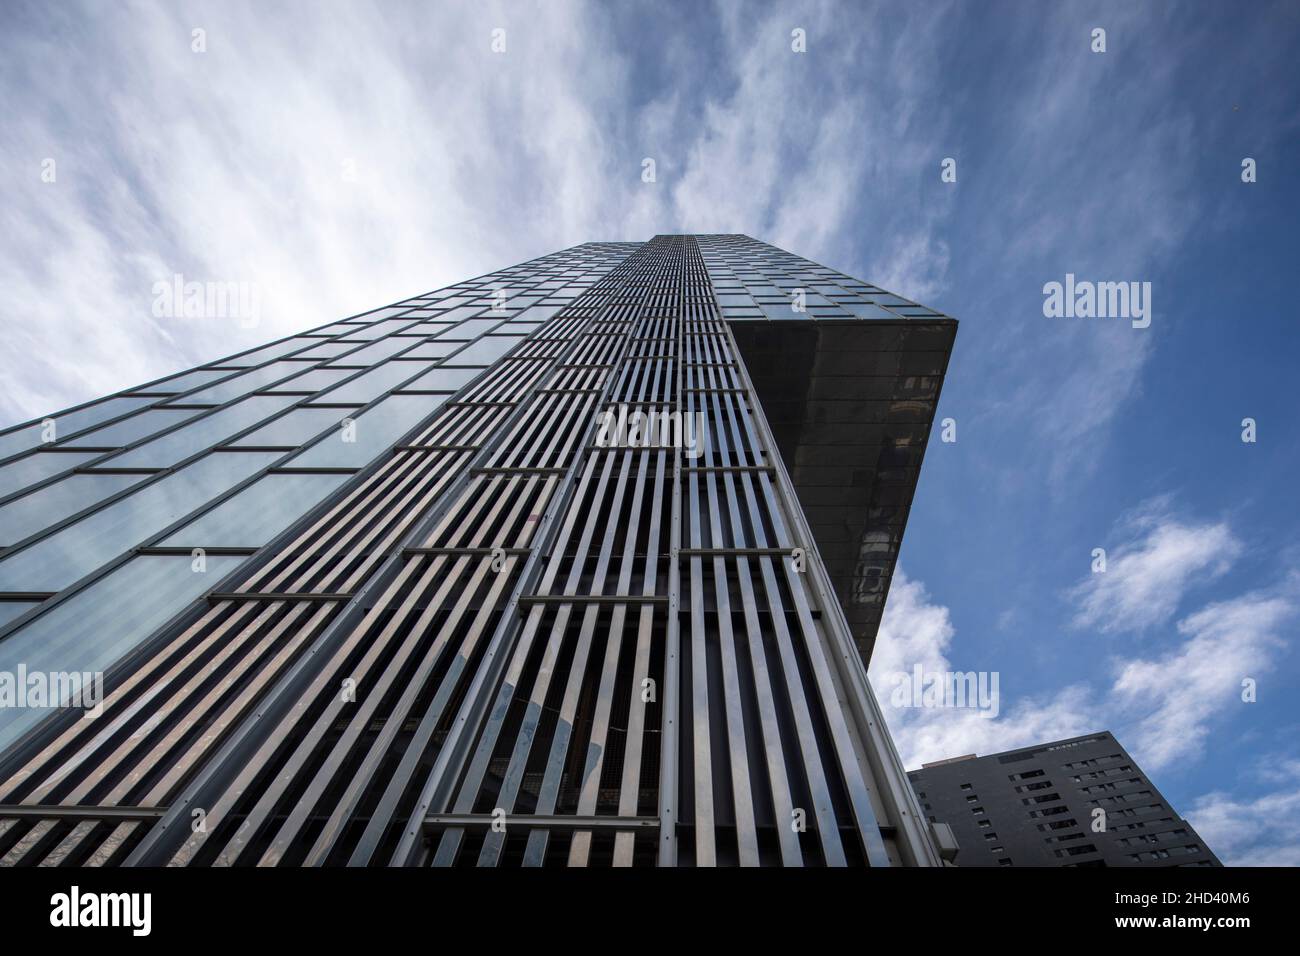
[0,236,939,867]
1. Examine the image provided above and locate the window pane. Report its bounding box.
[288,395,440,468]
[143,368,232,394]
[0,452,100,499]
[446,335,524,366]
[324,337,417,366]
[0,451,278,592]
[0,554,246,751]
[448,318,504,337]
[398,366,481,392]
[60,408,202,448]
[265,367,353,394]
[0,472,145,546]
[161,472,350,547]
[0,602,38,629]
[106,395,297,468]
[401,341,461,360]
[229,407,348,447]
[179,362,303,404]
[0,396,155,460]
[220,336,318,367]
[334,319,421,341]
[291,342,355,360]
[311,362,432,406]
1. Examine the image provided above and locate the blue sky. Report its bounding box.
[2,0,1298,864]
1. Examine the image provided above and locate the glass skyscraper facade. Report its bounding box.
[0,235,955,867]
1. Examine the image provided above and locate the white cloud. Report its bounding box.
[1070,498,1243,634]
[0,1,970,429]
[1111,589,1292,769]
[870,569,1098,769]
[875,559,1294,775]
[1188,770,1300,866]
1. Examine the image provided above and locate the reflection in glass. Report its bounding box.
[288,395,440,468]
[107,395,297,468]
[0,555,246,751]
[161,472,350,547]
[0,451,278,592]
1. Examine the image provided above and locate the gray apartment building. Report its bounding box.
[908,732,1221,867]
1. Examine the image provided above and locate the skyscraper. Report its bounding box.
[0,234,955,867]
[908,732,1222,866]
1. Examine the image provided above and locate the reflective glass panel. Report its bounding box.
[0,451,278,591]
[0,452,101,499]
[60,408,202,448]
[310,362,431,406]
[230,407,349,448]
[0,472,145,546]
[0,396,155,460]
[160,472,350,547]
[0,555,246,751]
[288,395,439,468]
[106,396,297,468]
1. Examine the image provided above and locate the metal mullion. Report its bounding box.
[420,248,665,867]
[654,252,686,868]
[425,604,550,867]
[474,448,624,866]
[487,393,562,470]
[210,556,457,866]
[569,450,656,865]
[295,468,540,864]
[523,451,641,866]
[34,600,306,807]
[260,552,488,865]
[0,819,58,864]
[2,600,258,802]
[703,468,760,865]
[404,309,652,865]
[727,468,806,867]
[346,479,549,865]
[415,471,521,551]
[537,394,597,472]
[724,324,891,867]
[35,819,99,867]
[734,556,804,865]
[611,450,669,866]
[256,451,463,597]
[239,447,432,592]
[314,553,524,866]
[161,557,431,867]
[132,604,336,808]
[713,423,801,864]
[326,452,469,593]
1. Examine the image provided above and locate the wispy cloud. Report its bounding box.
[1070,497,1243,634]
[876,561,1294,774]
[1112,587,1293,768]
[869,569,1098,768]
[1,0,972,429]
[1188,759,1300,866]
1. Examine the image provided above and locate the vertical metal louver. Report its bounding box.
[0,236,939,867]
